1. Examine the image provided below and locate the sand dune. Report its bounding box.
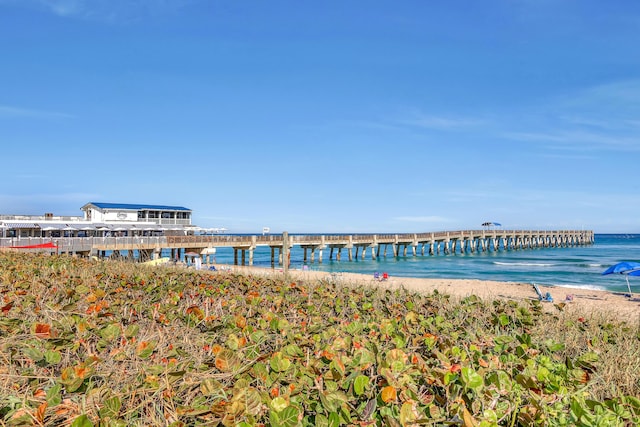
[213,264,640,323]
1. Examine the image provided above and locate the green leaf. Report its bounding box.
[136,340,157,359]
[353,375,369,396]
[44,349,62,365]
[314,413,329,427]
[270,352,291,373]
[497,314,510,326]
[124,324,139,338]
[269,406,300,427]
[24,347,44,362]
[226,333,240,350]
[494,335,514,345]
[271,396,289,412]
[46,383,63,406]
[327,411,340,427]
[100,323,121,341]
[200,378,224,397]
[70,414,94,427]
[283,343,304,357]
[99,396,121,419]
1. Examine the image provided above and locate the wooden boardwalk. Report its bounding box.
[1,229,594,266]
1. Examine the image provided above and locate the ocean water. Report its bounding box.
[204,234,640,292]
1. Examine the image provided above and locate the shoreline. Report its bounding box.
[205,263,640,323]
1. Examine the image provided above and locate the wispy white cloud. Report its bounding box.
[0,0,196,22]
[385,79,640,157]
[0,105,74,119]
[394,215,453,223]
[502,130,640,151]
[497,79,640,153]
[397,112,485,131]
[41,0,83,17]
[572,79,640,108]
[0,192,97,214]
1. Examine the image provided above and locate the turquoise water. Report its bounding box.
[205,234,640,292]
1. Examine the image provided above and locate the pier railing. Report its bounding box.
[0,229,594,262]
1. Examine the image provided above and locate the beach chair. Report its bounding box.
[382,272,389,281]
[532,283,553,302]
[373,272,380,280]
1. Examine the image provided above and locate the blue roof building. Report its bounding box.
[81,202,192,227]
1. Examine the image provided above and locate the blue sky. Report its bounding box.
[1,0,639,233]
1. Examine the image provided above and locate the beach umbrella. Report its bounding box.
[602,261,640,296]
[602,261,640,275]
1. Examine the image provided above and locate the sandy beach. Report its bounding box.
[210,264,640,323]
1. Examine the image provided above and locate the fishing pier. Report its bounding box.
[2,229,594,266]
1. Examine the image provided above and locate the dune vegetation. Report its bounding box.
[0,251,639,426]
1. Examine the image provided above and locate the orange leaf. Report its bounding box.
[74,366,88,379]
[35,402,47,423]
[186,305,205,320]
[235,314,247,329]
[463,406,479,427]
[215,354,230,371]
[381,385,397,403]
[1,302,12,314]
[580,370,590,384]
[34,323,51,338]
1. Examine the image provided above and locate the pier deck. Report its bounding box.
[1,229,594,266]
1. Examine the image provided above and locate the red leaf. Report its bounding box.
[35,323,51,338]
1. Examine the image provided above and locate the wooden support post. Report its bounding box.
[371,245,376,260]
[283,232,289,274]
[271,247,275,266]
[348,247,353,261]
[249,248,254,266]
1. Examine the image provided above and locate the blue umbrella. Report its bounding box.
[602,261,640,296]
[602,261,640,275]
